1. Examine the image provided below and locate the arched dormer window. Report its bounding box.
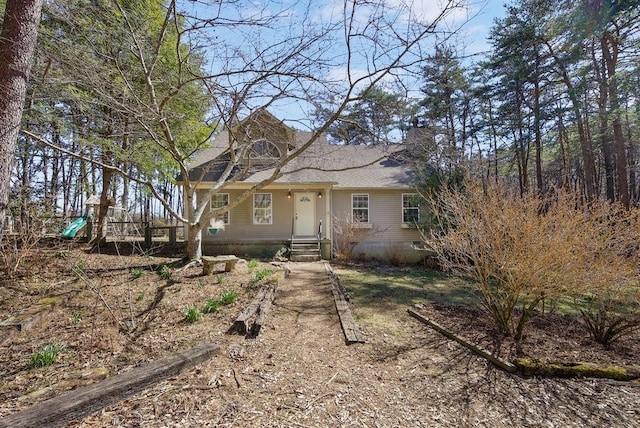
[250,138,281,159]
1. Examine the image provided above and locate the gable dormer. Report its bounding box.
[229,109,295,162]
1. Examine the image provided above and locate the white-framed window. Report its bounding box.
[210,193,230,224]
[402,193,420,224]
[253,193,273,224]
[351,193,369,223]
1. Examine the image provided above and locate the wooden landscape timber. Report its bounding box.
[0,342,220,428]
[324,263,350,301]
[232,270,283,336]
[1,287,79,345]
[409,305,640,381]
[325,264,365,344]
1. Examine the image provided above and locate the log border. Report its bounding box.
[0,342,220,428]
[231,270,283,337]
[325,263,365,344]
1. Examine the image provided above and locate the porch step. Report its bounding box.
[290,239,321,262]
[290,253,321,262]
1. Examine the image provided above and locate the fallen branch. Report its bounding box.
[409,305,640,381]
[514,358,640,381]
[408,306,516,373]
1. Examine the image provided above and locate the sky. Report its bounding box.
[177,0,510,128]
[464,1,508,56]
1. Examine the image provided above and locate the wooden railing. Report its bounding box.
[144,224,182,247]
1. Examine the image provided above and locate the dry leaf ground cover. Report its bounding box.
[0,243,639,427]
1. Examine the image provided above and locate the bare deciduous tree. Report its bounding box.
[28,0,467,259]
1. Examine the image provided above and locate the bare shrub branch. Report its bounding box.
[423,181,640,343]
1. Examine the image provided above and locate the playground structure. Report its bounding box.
[1,197,183,249]
[61,215,88,239]
[57,197,184,247]
[104,206,143,240]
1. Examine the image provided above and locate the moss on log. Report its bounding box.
[515,358,640,381]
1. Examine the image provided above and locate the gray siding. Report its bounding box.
[332,189,423,262]
[196,187,422,262]
[332,190,421,240]
[199,188,328,243]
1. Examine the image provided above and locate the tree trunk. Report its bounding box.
[602,34,629,208]
[186,225,203,261]
[596,48,615,203]
[184,186,205,261]
[533,60,543,194]
[95,151,114,245]
[0,0,43,236]
[546,41,597,201]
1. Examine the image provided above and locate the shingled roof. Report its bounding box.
[180,124,416,189]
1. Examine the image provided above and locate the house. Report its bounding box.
[180,109,424,263]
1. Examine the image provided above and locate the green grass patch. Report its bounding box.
[203,298,222,313]
[220,290,238,305]
[157,264,172,280]
[28,343,65,369]
[71,312,81,324]
[184,307,203,323]
[251,268,273,285]
[334,265,479,336]
[335,266,479,310]
[247,259,259,271]
[131,268,143,279]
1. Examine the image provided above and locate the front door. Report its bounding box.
[294,192,316,236]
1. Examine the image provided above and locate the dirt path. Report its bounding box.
[74,261,640,427]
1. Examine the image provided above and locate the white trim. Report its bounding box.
[210,193,230,225]
[353,223,372,229]
[253,193,273,225]
[351,193,370,223]
[402,193,419,224]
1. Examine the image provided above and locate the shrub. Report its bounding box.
[424,182,640,341]
[577,294,640,345]
[384,243,415,266]
[568,201,640,345]
[0,209,52,278]
[28,343,65,368]
[332,212,383,262]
